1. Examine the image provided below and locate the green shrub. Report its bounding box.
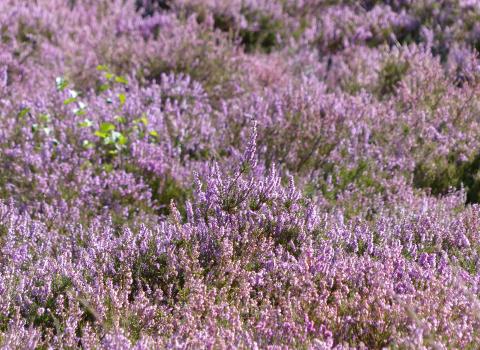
[240,14,284,53]
[414,151,480,203]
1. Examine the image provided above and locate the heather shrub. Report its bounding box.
[3,0,480,348]
[414,151,480,204]
[375,56,410,97]
[239,11,284,53]
[136,0,171,16]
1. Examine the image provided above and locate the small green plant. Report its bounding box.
[56,76,88,116]
[94,122,128,155]
[56,66,160,170]
[96,64,129,92]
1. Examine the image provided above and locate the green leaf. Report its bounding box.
[39,113,51,123]
[117,133,127,145]
[73,102,87,114]
[105,72,114,80]
[115,76,128,84]
[103,163,113,172]
[99,84,110,92]
[99,122,115,133]
[78,119,93,128]
[55,77,68,91]
[63,97,77,105]
[114,115,126,124]
[82,140,94,149]
[134,115,148,126]
[96,65,109,72]
[73,108,86,116]
[94,131,107,138]
[118,93,126,105]
[18,107,30,118]
[149,130,158,137]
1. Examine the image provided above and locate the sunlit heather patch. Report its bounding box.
[2,0,480,348]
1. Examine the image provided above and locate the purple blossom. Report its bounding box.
[2,0,480,348]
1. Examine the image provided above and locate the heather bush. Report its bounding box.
[3,0,480,348]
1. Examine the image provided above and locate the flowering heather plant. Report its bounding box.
[4,0,480,348]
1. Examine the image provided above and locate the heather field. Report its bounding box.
[4,1,480,349]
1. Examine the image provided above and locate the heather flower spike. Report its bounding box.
[241,120,258,172]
